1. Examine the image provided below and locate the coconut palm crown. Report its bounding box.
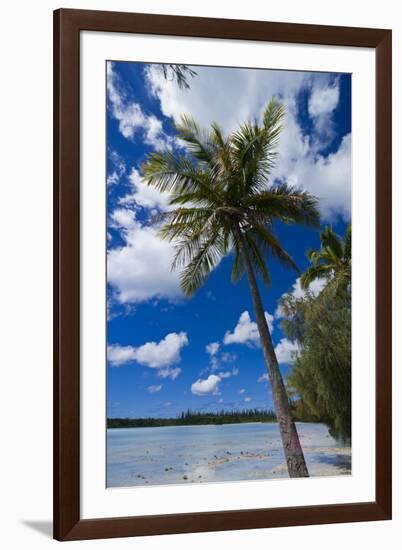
[300,224,351,293]
[141,98,321,478]
[142,99,320,295]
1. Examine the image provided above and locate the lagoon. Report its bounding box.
[107,422,351,488]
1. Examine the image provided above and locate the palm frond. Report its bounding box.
[175,114,215,163]
[231,239,246,283]
[344,224,352,260]
[158,208,215,241]
[244,184,320,228]
[320,226,343,259]
[300,264,333,290]
[142,152,223,206]
[243,232,272,285]
[247,221,299,273]
[179,231,225,296]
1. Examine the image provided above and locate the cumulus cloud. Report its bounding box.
[274,338,300,364]
[147,384,162,393]
[145,64,350,221]
[107,62,173,150]
[107,332,188,379]
[244,396,252,403]
[107,208,182,304]
[107,344,136,366]
[110,207,137,230]
[309,81,340,117]
[145,64,306,135]
[191,374,221,396]
[239,388,246,394]
[119,168,172,211]
[275,132,352,221]
[223,311,274,346]
[257,373,269,383]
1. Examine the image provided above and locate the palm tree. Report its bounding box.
[141,99,320,477]
[300,225,351,293]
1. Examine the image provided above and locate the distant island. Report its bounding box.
[108,408,277,428]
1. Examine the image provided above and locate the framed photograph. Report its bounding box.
[53,8,392,541]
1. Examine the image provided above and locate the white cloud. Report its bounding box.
[107,344,136,366]
[239,388,246,394]
[274,338,300,364]
[309,81,339,117]
[147,384,162,393]
[107,62,173,151]
[206,342,220,356]
[146,65,350,221]
[110,207,137,230]
[157,367,181,380]
[276,132,352,221]
[217,367,239,379]
[223,311,274,346]
[164,401,172,407]
[132,332,188,368]
[244,396,252,403]
[191,374,221,396]
[118,168,172,211]
[107,210,182,304]
[107,332,188,379]
[257,373,269,383]
[145,64,306,135]
[107,150,126,186]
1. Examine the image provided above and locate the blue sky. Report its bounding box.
[106,61,351,419]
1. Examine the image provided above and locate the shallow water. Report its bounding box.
[107,422,351,488]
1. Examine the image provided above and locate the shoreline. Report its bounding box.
[107,420,325,429]
[108,420,277,429]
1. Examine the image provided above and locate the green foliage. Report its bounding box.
[142,98,320,296]
[300,224,351,294]
[107,408,277,428]
[280,225,352,442]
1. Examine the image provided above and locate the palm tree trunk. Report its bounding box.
[237,228,309,478]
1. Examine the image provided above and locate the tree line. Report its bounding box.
[108,408,277,428]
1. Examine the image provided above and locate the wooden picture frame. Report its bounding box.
[53,8,392,541]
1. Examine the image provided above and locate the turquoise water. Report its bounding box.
[107,422,351,488]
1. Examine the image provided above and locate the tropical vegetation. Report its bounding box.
[280,225,352,441]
